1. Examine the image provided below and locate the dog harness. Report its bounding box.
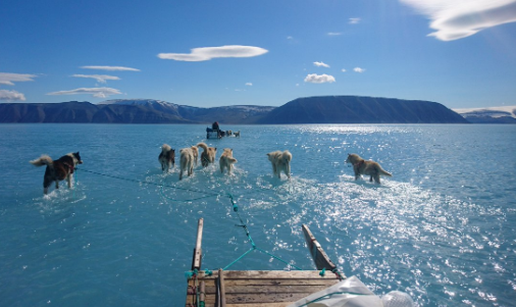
[63,162,75,173]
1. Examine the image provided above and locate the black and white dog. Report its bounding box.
[30,152,83,195]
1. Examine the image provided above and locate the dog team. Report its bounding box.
[30,146,392,194]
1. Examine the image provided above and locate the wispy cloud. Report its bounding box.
[72,74,121,83]
[245,82,253,86]
[0,89,26,101]
[304,74,336,83]
[80,66,140,72]
[341,69,347,72]
[400,0,516,41]
[349,18,361,24]
[0,72,37,86]
[158,45,268,62]
[354,67,366,73]
[314,61,330,68]
[47,87,122,98]
[327,32,342,36]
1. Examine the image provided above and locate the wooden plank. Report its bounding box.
[206,285,332,294]
[302,224,337,271]
[218,268,226,307]
[200,281,206,306]
[204,292,316,304]
[191,218,204,270]
[213,270,338,280]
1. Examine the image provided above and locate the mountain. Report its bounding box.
[0,96,469,124]
[255,96,468,124]
[453,106,516,124]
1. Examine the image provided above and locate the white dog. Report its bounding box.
[197,142,217,167]
[267,150,292,179]
[219,148,237,174]
[179,147,195,180]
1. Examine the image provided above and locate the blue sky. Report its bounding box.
[1,0,515,109]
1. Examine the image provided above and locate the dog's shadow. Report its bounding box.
[340,174,392,189]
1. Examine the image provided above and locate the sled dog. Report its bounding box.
[30,152,83,195]
[267,150,292,179]
[179,148,195,180]
[197,142,217,167]
[158,144,175,173]
[345,153,392,184]
[219,148,237,175]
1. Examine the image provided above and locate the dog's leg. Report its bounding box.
[67,174,72,188]
[286,163,291,179]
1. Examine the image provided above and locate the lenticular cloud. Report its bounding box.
[400,0,516,41]
[158,45,268,61]
[47,87,122,98]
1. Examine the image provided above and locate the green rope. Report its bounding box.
[77,167,327,274]
[222,247,255,270]
[220,193,303,271]
[76,167,220,198]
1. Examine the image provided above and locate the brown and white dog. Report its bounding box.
[179,147,195,180]
[345,153,392,184]
[197,142,217,167]
[267,150,292,179]
[158,144,175,173]
[219,148,237,174]
[30,152,83,195]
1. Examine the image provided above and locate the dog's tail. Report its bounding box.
[30,155,53,167]
[378,167,392,177]
[196,142,209,151]
[227,157,237,164]
[162,144,171,152]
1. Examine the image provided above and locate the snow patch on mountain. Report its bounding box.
[453,106,516,119]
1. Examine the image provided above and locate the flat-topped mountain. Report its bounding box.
[0,96,468,124]
[255,96,468,124]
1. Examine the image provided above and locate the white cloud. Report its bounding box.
[349,18,361,24]
[314,61,330,68]
[0,89,26,101]
[0,72,37,86]
[327,32,343,36]
[304,74,336,83]
[399,0,516,41]
[341,69,347,72]
[157,45,268,62]
[81,66,140,72]
[354,67,366,73]
[47,87,122,98]
[287,36,294,40]
[72,74,121,83]
[245,82,253,86]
